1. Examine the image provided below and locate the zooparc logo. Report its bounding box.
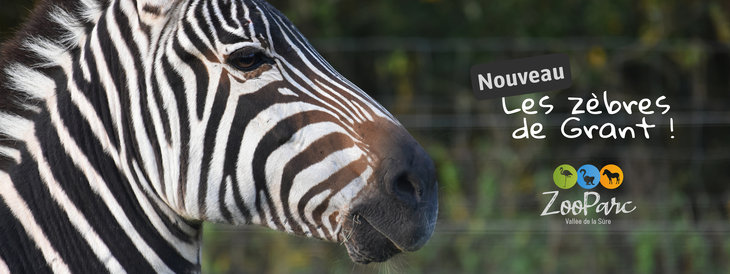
[540,164,636,225]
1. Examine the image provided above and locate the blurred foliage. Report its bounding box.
[2,0,730,273]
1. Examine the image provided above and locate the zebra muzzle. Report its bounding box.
[342,128,438,263]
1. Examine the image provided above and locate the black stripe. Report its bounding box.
[309,156,367,237]
[114,6,166,190]
[221,81,300,221]
[181,8,217,63]
[142,4,161,16]
[192,0,218,53]
[150,62,173,145]
[62,13,199,270]
[63,59,200,247]
[221,93,277,221]
[0,194,54,273]
[85,28,123,150]
[215,0,238,32]
[222,101,255,222]
[74,41,120,150]
[51,81,198,272]
[257,4,377,123]
[46,66,159,273]
[162,53,191,209]
[206,0,243,45]
[12,139,107,273]
[97,7,151,193]
[263,7,355,95]
[198,72,231,217]
[279,132,354,234]
[296,156,366,239]
[250,110,343,230]
[172,23,209,121]
[218,175,233,222]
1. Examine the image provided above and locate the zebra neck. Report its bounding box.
[0,5,205,273]
[0,60,204,272]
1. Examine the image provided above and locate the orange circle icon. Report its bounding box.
[599,164,623,189]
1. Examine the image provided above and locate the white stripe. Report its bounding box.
[289,146,364,230]
[24,131,125,273]
[0,256,9,274]
[266,13,395,122]
[0,146,20,163]
[321,166,373,238]
[157,47,184,209]
[79,0,103,23]
[0,113,34,145]
[0,112,29,163]
[235,102,340,224]
[211,0,244,36]
[205,78,239,222]
[252,3,358,128]
[118,0,150,57]
[200,0,223,51]
[89,21,129,185]
[351,100,374,121]
[265,121,351,227]
[274,18,394,121]
[3,63,54,101]
[223,176,246,225]
[259,190,276,229]
[304,190,331,239]
[48,49,201,263]
[41,75,182,271]
[47,6,87,48]
[278,87,298,97]
[0,172,71,274]
[21,37,67,68]
[62,40,198,239]
[106,6,164,202]
[315,79,367,122]
[229,0,241,30]
[184,0,219,61]
[166,31,206,214]
[79,41,92,81]
[274,63,357,127]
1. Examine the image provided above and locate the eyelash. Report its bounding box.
[227,47,272,72]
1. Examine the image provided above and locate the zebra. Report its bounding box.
[0,0,438,272]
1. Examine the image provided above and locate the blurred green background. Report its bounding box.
[2,0,730,273]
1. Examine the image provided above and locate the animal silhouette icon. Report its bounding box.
[559,167,573,187]
[580,169,595,185]
[603,169,621,184]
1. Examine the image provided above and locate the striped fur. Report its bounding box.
[0,0,425,272]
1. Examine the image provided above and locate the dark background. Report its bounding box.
[2,0,730,273]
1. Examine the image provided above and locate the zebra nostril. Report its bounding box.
[393,172,421,203]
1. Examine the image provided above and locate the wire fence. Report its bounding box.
[202,37,730,273]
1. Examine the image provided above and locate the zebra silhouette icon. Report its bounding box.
[603,170,621,184]
[600,164,624,189]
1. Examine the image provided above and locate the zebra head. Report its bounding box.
[138,0,438,263]
[0,0,437,268]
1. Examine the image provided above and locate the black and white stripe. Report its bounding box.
[0,0,426,272]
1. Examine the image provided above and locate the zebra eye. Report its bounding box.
[227,48,270,72]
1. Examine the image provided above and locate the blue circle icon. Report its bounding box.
[576,164,600,190]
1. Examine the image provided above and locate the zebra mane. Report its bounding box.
[0,0,106,165]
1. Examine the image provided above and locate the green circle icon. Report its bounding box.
[553,164,578,189]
